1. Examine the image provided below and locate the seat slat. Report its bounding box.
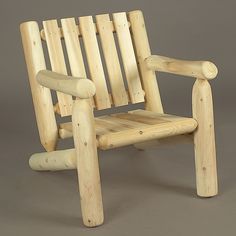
[96,14,128,107]
[112,113,168,125]
[79,16,111,110]
[99,116,148,129]
[43,20,73,116]
[98,117,197,149]
[113,12,144,104]
[129,109,184,121]
[59,110,197,149]
[59,115,146,137]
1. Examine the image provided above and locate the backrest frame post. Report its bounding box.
[20,21,58,151]
[128,10,164,113]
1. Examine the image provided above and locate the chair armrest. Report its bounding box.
[36,70,96,99]
[145,55,218,80]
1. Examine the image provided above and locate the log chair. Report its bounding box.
[20,10,218,227]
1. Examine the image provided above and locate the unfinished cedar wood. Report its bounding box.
[20,10,218,227]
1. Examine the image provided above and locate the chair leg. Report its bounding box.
[192,79,218,197]
[72,99,104,227]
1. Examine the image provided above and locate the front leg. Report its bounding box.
[72,99,104,227]
[192,79,218,197]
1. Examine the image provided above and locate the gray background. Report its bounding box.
[1,0,236,235]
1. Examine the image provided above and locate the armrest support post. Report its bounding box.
[192,79,218,197]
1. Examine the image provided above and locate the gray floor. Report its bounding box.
[1,106,236,236]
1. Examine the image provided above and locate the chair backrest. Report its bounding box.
[20,10,163,150]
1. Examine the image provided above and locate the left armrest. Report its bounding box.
[36,70,96,99]
[145,55,218,80]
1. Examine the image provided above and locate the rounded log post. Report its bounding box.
[192,79,218,197]
[20,22,58,152]
[128,10,163,113]
[72,99,104,227]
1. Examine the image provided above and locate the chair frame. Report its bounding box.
[20,10,218,227]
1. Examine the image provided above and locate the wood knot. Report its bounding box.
[84,142,87,146]
[139,131,143,135]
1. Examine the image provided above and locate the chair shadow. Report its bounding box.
[3,202,84,229]
[28,210,84,228]
[18,147,201,227]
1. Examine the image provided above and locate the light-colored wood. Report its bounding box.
[97,110,197,149]
[40,21,131,40]
[54,89,141,115]
[79,16,110,110]
[58,110,197,150]
[72,99,104,227]
[29,149,76,171]
[113,112,167,125]
[59,114,148,139]
[98,117,197,150]
[37,70,96,98]
[61,18,96,106]
[113,12,144,104]
[61,18,87,78]
[128,10,163,113]
[20,21,58,152]
[21,11,219,228]
[96,14,128,106]
[192,79,218,197]
[128,109,186,121]
[146,55,218,80]
[59,109,188,136]
[29,134,193,170]
[43,20,73,116]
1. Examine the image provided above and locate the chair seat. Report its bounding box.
[59,109,197,150]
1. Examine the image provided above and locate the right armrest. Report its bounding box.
[145,55,218,80]
[36,70,96,99]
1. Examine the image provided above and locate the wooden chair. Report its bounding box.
[20,10,218,227]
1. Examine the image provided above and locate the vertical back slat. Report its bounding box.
[79,16,111,110]
[113,12,144,104]
[43,20,73,116]
[96,14,128,107]
[61,17,95,107]
[128,10,163,113]
[61,18,86,77]
[61,18,93,106]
